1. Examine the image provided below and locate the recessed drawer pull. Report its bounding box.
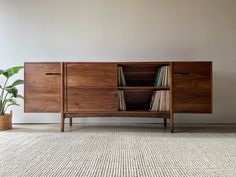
[174,73,190,76]
[45,72,61,76]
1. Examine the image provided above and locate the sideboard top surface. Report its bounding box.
[24,61,212,65]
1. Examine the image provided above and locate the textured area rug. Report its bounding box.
[0,125,236,177]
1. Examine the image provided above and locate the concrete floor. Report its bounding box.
[6,123,236,133]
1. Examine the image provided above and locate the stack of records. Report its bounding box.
[118,66,127,86]
[149,91,170,111]
[153,66,169,87]
[118,90,126,111]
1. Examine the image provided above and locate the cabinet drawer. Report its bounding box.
[173,75,211,90]
[172,62,212,113]
[66,88,117,112]
[173,62,211,75]
[65,63,117,87]
[173,90,211,113]
[24,63,61,112]
[173,62,211,90]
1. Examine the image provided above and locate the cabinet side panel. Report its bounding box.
[24,63,61,112]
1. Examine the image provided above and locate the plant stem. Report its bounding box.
[1,93,9,114]
[1,78,8,99]
[0,78,9,115]
[4,104,11,113]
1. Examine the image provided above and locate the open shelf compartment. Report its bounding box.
[117,89,170,112]
[118,63,170,87]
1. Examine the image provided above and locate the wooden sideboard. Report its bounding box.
[24,61,212,132]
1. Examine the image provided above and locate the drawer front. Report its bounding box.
[65,63,117,87]
[24,63,61,112]
[173,90,211,113]
[172,62,212,113]
[173,74,211,90]
[66,88,117,112]
[173,62,211,75]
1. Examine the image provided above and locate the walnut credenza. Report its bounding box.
[24,61,212,132]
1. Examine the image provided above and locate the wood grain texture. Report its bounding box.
[172,62,212,113]
[118,87,169,90]
[173,90,211,113]
[65,63,117,87]
[121,64,170,86]
[169,62,174,132]
[61,62,65,132]
[66,88,117,112]
[65,111,170,118]
[24,63,61,112]
[123,90,153,111]
[172,61,211,74]
[24,61,213,133]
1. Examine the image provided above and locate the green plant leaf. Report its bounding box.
[3,98,15,104]
[0,66,23,114]
[2,66,24,78]
[17,95,24,99]
[9,99,18,105]
[4,99,19,106]
[10,79,24,87]
[8,103,20,106]
[5,86,18,97]
[4,101,20,113]
[1,98,15,112]
[0,101,3,115]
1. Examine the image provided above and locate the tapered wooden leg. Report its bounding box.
[163,118,167,128]
[170,113,174,133]
[60,62,65,132]
[69,117,72,126]
[61,113,65,132]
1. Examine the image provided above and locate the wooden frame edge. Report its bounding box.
[61,62,65,132]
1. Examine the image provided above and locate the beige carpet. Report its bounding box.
[0,125,236,177]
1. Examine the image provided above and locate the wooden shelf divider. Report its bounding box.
[118,86,169,90]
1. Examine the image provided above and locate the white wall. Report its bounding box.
[0,0,236,124]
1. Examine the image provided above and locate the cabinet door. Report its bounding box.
[65,63,117,87]
[66,88,117,112]
[172,62,212,113]
[24,63,61,112]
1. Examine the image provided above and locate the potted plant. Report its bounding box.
[0,66,24,130]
